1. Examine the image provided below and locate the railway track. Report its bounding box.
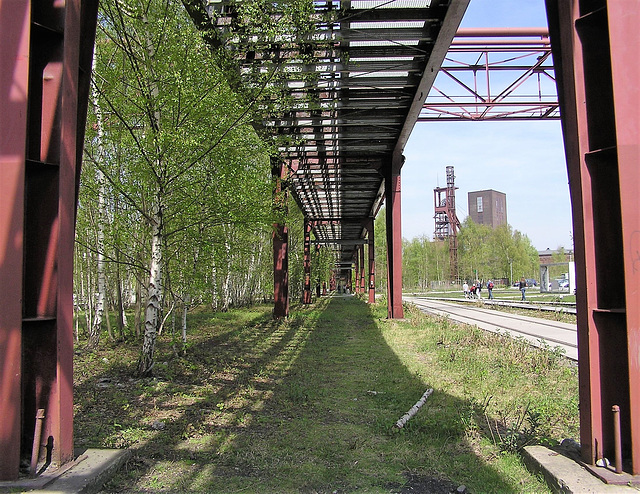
[405,296,578,361]
[413,295,577,314]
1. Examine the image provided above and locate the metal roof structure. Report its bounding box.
[421,28,558,121]
[185,0,469,269]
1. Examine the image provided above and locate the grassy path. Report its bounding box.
[75,296,577,493]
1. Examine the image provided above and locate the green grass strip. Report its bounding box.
[75,296,578,493]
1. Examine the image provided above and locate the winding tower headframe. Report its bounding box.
[434,166,462,281]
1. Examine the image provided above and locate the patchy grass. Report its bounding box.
[75,296,578,493]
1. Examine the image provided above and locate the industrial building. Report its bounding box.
[468,189,507,228]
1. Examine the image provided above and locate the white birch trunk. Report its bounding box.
[137,10,163,376]
[85,251,93,336]
[222,235,231,311]
[211,254,218,310]
[134,277,142,337]
[89,60,107,350]
[239,246,256,305]
[182,294,190,354]
[211,242,219,311]
[180,236,200,348]
[138,206,163,376]
[395,388,434,429]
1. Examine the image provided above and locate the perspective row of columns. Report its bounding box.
[271,154,405,320]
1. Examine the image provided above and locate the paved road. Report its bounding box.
[404,296,578,361]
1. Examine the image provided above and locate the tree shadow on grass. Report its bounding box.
[74,297,544,493]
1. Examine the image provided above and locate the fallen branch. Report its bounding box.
[394,388,434,429]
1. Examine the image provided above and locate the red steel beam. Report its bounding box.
[0,0,97,480]
[272,160,289,318]
[422,28,558,122]
[456,27,550,37]
[302,219,312,304]
[359,243,365,294]
[0,1,30,481]
[367,219,376,304]
[385,154,404,319]
[546,0,640,475]
[609,0,640,475]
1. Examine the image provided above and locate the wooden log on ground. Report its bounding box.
[394,388,434,429]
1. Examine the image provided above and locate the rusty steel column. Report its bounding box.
[357,246,364,294]
[0,2,30,481]
[0,0,98,480]
[348,268,353,293]
[272,159,289,318]
[302,219,312,304]
[385,154,404,319]
[546,0,640,474]
[353,249,360,294]
[608,1,640,475]
[367,219,375,304]
[359,243,365,294]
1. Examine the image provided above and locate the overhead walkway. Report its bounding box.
[184,0,470,318]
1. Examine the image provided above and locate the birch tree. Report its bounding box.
[86,0,275,375]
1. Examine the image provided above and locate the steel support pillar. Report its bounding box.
[385,154,404,319]
[302,219,312,304]
[353,250,360,294]
[0,0,98,480]
[0,3,30,480]
[359,244,366,294]
[546,0,640,475]
[272,159,289,318]
[367,219,376,304]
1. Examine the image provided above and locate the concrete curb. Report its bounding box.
[0,449,131,494]
[522,445,638,493]
[45,449,131,494]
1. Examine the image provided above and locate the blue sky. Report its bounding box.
[401,0,573,251]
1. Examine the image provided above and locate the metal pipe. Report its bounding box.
[456,27,549,37]
[450,39,550,46]
[612,405,623,474]
[29,409,46,478]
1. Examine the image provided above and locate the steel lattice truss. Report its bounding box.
[420,27,559,121]
[184,0,468,267]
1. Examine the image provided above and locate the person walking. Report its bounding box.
[463,281,469,299]
[476,280,482,299]
[487,280,494,299]
[519,277,528,301]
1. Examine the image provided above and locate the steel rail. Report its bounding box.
[407,297,578,359]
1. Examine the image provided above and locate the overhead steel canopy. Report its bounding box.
[421,28,559,121]
[184,0,469,268]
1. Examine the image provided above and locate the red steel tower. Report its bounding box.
[434,166,462,281]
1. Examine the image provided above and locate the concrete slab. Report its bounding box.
[0,449,130,494]
[523,445,639,493]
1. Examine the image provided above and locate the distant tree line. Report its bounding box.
[375,209,540,291]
